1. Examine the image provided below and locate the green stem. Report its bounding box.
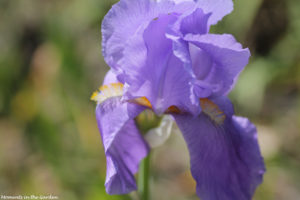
[138,153,151,200]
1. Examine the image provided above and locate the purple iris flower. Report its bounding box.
[92,0,265,199]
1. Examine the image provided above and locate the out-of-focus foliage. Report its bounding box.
[0,0,299,199]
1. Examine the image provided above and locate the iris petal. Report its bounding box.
[180,8,211,35]
[166,7,211,67]
[196,0,233,25]
[101,0,195,70]
[189,44,213,80]
[173,98,265,200]
[122,14,200,115]
[103,69,121,85]
[96,97,149,194]
[185,34,251,96]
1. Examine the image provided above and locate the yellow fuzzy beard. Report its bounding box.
[200,98,226,124]
[91,83,124,104]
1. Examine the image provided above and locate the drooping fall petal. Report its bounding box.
[96,97,149,194]
[173,98,265,200]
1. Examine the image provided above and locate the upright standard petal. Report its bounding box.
[196,0,233,25]
[103,69,120,85]
[96,97,149,194]
[173,98,265,200]
[166,8,211,67]
[185,34,251,96]
[122,14,200,115]
[180,8,211,36]
[102,0,195,70]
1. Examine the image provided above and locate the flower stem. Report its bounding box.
[138,153,151,200]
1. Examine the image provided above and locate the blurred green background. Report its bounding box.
[0,0,299,199]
